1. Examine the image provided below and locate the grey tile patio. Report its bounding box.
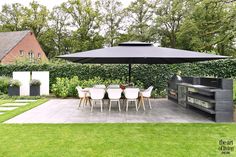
[4,98,213,123]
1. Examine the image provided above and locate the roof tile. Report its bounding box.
[0,30,30,60]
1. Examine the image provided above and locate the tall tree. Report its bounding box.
[0,3,25,31]
[126,0,157,42]
[40,6,71,58]
[61,0,104,52]
[23,0,49,38]
[98,0,125,47]
[154,0,189,48]
[177,0,236,55]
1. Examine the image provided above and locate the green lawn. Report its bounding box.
[0,98,48,123]
[0,123,235,157]
[0,99,13,105]
[0,99,235,157]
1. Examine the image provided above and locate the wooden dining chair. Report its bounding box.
[76,86,90,108]
[138,86,154,110]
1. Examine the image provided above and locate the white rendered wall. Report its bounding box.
[13,71,30,96]
[32,71,49,95]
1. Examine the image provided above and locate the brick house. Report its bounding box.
[0,30,48,64]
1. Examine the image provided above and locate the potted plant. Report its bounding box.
[8,79,21,96]
[30,79,41,96]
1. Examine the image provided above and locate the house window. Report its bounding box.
[19,50,24,57]
[28,51,34,60]
[38,53,41,59]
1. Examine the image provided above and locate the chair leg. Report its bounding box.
[100,100,103,112]
[91,100,94,112]
[84,97,87,107]
[118,100,121,112]
[81,98,86,108]
[126,100,129,112]
[85,98,87,106]
[141,96,145,111]
[78,98,82,108]
[148,98,152,109]
[88,98,92,107]
[138,97,141,109]
[142,99,146,111]
[135,100,138,111]
[109,100,112,111]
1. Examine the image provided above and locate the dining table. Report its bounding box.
[80,87,146,109]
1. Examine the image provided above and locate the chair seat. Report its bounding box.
[126,98,137,101]
[139,91,151,98]
[110,99,120,101]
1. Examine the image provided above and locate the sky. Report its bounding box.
[0,0,133,10]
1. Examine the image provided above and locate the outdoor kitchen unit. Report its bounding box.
[168,76,233,122]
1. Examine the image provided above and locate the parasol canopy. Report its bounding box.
[58,41,228,83]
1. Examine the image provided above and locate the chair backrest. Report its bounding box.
[93,84,106,89]
[107,84,120,88]
[76,86,86,98]
[89,88,105,99]
[107,88,122,99]
[124,88,140,99]
[142,86,154,97]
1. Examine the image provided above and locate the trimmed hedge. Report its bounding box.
[0,59,235,96]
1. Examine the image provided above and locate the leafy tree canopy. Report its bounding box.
[0,0,235,58]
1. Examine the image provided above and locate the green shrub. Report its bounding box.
[68,76,80,96]
[8,79,21,87]
[30,79,41,86]
[51,76,144,98]
[78,76,104,88]
[51,78,69,98]
[0,76,11,94]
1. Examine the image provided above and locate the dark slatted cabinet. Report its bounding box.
[168,77,233,122]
